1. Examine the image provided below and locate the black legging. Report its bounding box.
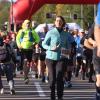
[45,58,65,100]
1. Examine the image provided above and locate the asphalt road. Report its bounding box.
[0,73,96,100]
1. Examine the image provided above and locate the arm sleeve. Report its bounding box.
[32,30,40,44]
[16,30,22,47]
[95,2,100,26]
[42,31,51,50]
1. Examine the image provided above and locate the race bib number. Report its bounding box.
[61,48,70,58]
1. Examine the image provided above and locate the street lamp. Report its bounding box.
[11,0,14,31]
[11,0,13,24]
[81,4,83,28]
[94,4,96,19]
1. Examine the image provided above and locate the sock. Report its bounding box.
[8,80,14,90]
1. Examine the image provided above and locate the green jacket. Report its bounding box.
[16,29,40,49]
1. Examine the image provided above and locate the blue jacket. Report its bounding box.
[42,28,71,60]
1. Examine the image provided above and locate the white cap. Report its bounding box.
[4,21,8,25]
[79,29,84,33]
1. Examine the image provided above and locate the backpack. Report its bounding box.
[20,29,34,42]
[0,44,7,61]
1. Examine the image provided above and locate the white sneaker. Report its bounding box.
[64,81,68,87]
[45,79,48,83]
[45,76,49,83]
[0,88,4,94]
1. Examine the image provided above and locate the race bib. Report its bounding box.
[61,48,70,58]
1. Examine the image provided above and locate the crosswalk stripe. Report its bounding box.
[34,82,46,97]
[0,74,96,100]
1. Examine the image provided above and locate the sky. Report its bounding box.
[0,0,17,2]
[7,0,17,2]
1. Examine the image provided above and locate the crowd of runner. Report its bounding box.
[0,2,99,100]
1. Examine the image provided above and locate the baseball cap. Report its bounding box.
[79,29,84,33]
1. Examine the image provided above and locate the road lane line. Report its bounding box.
[34,82,46,97]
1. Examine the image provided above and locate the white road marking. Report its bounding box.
[34,82,46,97]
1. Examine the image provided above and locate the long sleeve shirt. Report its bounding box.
[95,2,100,26]
[42,27,72,60]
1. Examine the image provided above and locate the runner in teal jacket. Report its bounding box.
[42,27,71,61]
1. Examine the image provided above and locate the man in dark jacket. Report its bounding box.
[0,36,15,95]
